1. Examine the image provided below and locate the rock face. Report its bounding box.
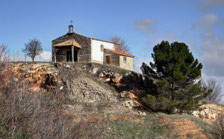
[7,62,148,116]
[122,100,134,109]
[70,77,118,104]
[192,104,224,122]
[9,63,60,92]
[9,62,224,122]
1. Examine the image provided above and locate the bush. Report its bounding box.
[142,94,178,113]
[0,82,72,138]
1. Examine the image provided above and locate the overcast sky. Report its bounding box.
[0,0,224,89]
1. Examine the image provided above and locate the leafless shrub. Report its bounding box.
[0,78,72,138]
[0,53,71,138]
[204,79,223,104]
[0,81,107,138]
[0,44,9,62]
[0,44,11,94]
[0,44,9,69]
[110,35,131,53]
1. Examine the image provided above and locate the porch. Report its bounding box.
[52,39,81,63]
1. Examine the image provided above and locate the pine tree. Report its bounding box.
[141,41,211,113]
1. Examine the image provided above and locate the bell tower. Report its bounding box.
[68,20,74,33]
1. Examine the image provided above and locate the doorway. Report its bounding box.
[66,49,78,62]
[106,55,111,64]
[66,50,72,62]
[74,49,78,62]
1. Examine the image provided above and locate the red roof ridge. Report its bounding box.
[104,48,135,57]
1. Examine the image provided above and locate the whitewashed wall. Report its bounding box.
[119,55,134,71]
[91,39,115,64]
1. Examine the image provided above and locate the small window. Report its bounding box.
[101,45,104,52]
[123,56,127,63]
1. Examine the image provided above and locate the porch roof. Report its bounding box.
[53,39,81,48]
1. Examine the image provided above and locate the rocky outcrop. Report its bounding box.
[9,62,224,121]
[52,63,141,115]
[9,63,60,92]
[192,104,224,122]
[70,77,118,104]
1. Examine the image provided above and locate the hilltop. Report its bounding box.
[0,62,221,138]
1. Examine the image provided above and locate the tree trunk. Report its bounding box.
[170,82,175,113]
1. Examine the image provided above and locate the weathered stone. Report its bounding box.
[192,104,224,123]
[138,111,146,116]
[120,91,129,98]
[92,68,98,74]
[65,64,71,68]
[31,64,41,69]
[105,78,110,82]
[52,32,92,63]
[103,49,120,67]
[70,77,118,104]
[192,111,199,117]
[9,63,60,92]
[122,100,134,109]
[54,63,62,68]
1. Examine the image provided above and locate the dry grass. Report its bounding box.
[0,46,87,138]
[210,111,224,138]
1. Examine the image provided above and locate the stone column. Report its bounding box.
[52,45,57,63]
[54,48,57,63]
[72,46,74,63]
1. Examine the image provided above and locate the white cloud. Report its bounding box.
[133,56,151,73]
[199,0,224,10]
[134,19,158,36]
[195,12,224,96]
[8,50,52,62]
[198,14,218,31]
[196,13,224,78]
[133,20,197,73]
[133,12,224,97]
[222,19,224,32]
[201,35,224,77]
[36,50,52,62]
[152,31,180,44]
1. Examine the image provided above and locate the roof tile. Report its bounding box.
[104,48,135,57]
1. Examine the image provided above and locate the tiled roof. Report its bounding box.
[53,39,81,48]
[104,48,135,58]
